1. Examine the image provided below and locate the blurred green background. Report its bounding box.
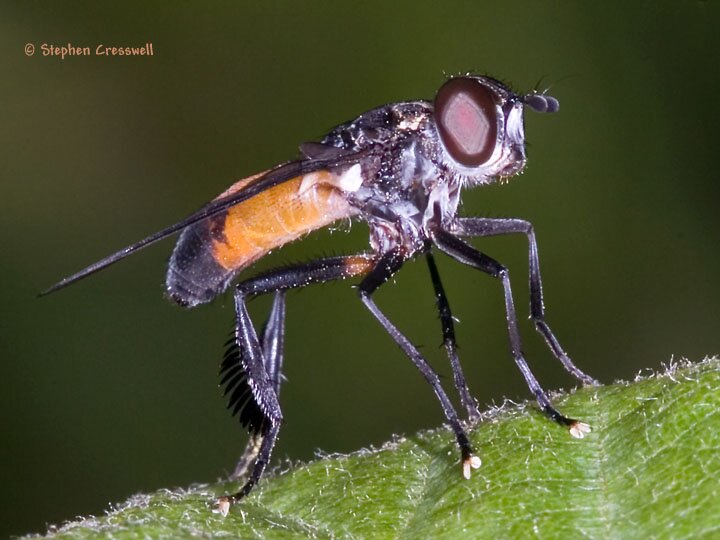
[2,2,719,536]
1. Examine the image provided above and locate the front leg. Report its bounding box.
[450,217,598,386]
[432,229,590,438]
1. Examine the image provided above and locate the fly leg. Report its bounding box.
[358,249,481,480]
[215,255,375,515]
[425,251,480,420]
[450,217,599,386]
[432,229,591,438]
[228,291,286,481]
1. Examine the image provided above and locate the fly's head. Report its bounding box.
[432,75,559,186]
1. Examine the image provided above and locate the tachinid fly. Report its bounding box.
[43,74,597,515]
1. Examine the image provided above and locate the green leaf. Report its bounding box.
[32,358,720,539]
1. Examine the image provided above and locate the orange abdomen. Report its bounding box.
[213,172,353,271]
[166,170,356,306]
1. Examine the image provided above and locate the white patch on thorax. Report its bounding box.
[398,117,422,130]
[334,164,363,192]
[299,164,363,195]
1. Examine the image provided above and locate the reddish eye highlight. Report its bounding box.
[434,77,498,167]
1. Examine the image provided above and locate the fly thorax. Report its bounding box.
[422,181,461,232]
[367,217,425,256]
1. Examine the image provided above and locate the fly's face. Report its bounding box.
[432,75,559,185]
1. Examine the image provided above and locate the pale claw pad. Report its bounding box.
[569,421,591,439]
[462,455,482,479]
[213,497,231,517]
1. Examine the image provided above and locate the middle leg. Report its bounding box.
[425,251,480,420]
[358,248,481,479]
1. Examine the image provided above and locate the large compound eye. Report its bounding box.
[434,77,499,167]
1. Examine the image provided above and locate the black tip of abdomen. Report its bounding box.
[166,225,235,307]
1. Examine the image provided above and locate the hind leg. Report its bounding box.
[215,255,374,515]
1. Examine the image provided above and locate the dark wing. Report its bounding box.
[299,142,350,160]
[40,149,372,296]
